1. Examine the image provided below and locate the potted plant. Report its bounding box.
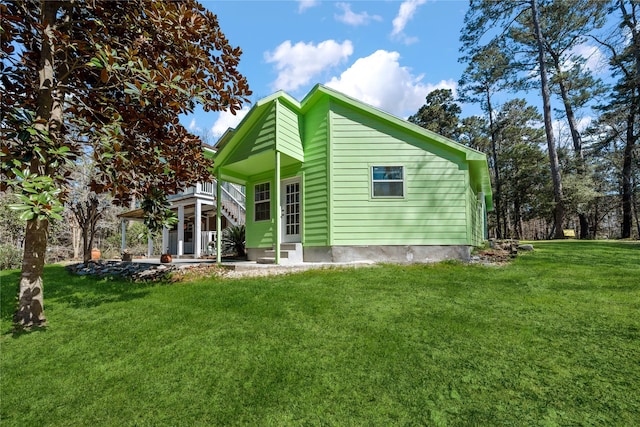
[122,249,132,262]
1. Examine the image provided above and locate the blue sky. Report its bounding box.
[182,0,470,139]
[182,0,608,142]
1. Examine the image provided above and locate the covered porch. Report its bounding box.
[212,92,305,264]
[118,202,230,259]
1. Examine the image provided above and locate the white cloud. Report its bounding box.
[567,43,608,75]
[324,49,457,118]
[391,0,427,42]
[188,118,199,132]
[577,116,593,132]
[210,106,251,138]
[335,3,382,26]
[297,0,319,13]
[265,40,354,92]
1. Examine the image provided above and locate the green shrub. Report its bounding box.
[0,244,22,270]
[223,224,245,257]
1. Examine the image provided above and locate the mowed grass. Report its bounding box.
[1,241,639,426]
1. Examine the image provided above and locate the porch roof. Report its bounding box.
[118,208,145,221]
[213,91,304,183]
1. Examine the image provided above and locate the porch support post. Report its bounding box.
[195,199,202,259]
[147,234,153,258]
[216,177,222,265]
[177,205,184,257]
[275,151,281,264]
[162,226,169,254]
[121,220,126,254]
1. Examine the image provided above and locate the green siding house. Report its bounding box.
[212,84,493,264]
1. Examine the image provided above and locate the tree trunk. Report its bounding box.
[621,118,635,238]
[551,61,590,239]
[14,219,49,328]
[531,0,565,239]
[632,175,640,238]
[72,218,81,259]
[579,214,590,239]
[14,0,63,329]
[486,88,503,239]
[619,0,640,238]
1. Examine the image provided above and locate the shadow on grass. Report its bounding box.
[1,265,154,329]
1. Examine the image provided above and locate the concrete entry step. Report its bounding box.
[259,243,303,265]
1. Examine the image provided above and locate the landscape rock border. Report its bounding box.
[65,260,183,282]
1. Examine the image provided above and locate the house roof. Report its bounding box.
[213,84,493,209]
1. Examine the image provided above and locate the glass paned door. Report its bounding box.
[282,178,301,243]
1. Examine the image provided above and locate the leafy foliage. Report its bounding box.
[1,0,251,215]
[223,224,246,258]
[0,244,23,270]
[0,0,251,327]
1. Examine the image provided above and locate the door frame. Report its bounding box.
[281,176,302,243]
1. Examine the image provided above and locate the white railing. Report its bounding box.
[218,180,246,226]
[199,182,215,196]
[222,182,246,206]
[168,180,246,225]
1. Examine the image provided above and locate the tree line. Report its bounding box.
[409,0,639,241]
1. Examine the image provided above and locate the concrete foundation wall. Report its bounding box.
[247,247,269,261]
[303,245,471,263]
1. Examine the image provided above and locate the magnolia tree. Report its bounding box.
[1,0,251,328]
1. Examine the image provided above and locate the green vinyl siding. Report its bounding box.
[275,101,304,162]
[468,185,486,246]
[300,100,330,246]
[224,104,277,166]
[214,85,492,252]
[329,105,471,246]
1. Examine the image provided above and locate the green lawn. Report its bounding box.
[1,241,639,426]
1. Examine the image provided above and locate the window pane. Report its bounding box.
[372,166,403,180]
[255,202,270,221]
[373,182,403,197]
[255,182,270,221]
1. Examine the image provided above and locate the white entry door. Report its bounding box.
[281,178,301,243]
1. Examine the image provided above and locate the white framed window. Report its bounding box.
[371,165,404,198]
[254,182,270,221]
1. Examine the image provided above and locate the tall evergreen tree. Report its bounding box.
[458,39,514,238]
[508,0,610,238]
[592,0,640,238]
[462,0,586,238]
[494,99,551,239]
[408,88,461,139]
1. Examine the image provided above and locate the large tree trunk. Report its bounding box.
[531,0,565,239]
[14,219,49,328]
[619,0,639,238]
[486,88,503,239]
[621,115,635,238]
[14,1,62,328]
